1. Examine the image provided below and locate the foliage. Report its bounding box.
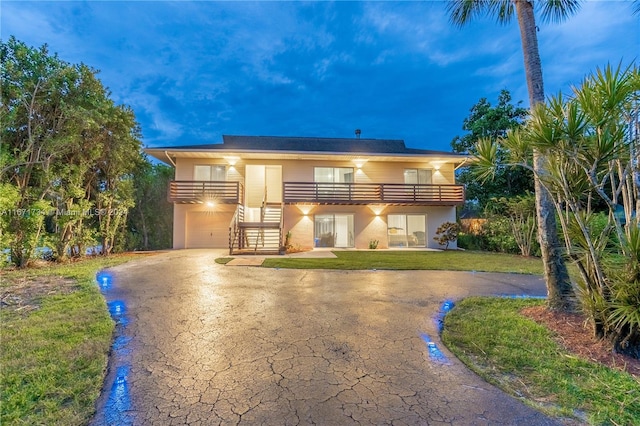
[456,232,486,252]
[482,216,520,254]
[486,194,538,256]
[475,62,640,357]
[125,160,173,250]
[451,90,533,209]
[433,222,460,250]
[368,239,379,249]
[0,37,143,266]
[442,297,640,425]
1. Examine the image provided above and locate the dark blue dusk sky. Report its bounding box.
[2,1,638,152]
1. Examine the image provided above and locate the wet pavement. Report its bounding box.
[91,249,560,425]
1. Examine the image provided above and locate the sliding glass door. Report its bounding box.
[387,214,426,248]
[314,214,354,248]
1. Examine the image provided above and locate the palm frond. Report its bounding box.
[471,136,500,182]
[537,0,581,24]
[446,0,514,26]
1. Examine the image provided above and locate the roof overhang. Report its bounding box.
[144,147,471,167]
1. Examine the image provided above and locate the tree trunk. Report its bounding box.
[514,0,575,311]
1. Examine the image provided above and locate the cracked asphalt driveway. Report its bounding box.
[91,249,560,425]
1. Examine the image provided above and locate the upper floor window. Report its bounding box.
[404,168,432,185]
[194,165,226,181]
[314,167,354,183]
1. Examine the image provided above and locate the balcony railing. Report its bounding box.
[168,181,464,205]
[283,182,464,205]
[168,181,244,204]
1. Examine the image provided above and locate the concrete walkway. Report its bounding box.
[91,249,560,425]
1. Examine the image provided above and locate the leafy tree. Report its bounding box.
[485,194,538,257]
[447,0,581,311]
[477,63,640,357]
[1,38,76,265]
[0,37,143,266]
[451,89,532,209]
[434,222,460,250]
[127,159,174,250]
[91,104,142,255]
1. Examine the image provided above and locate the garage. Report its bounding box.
[186,210,234,248]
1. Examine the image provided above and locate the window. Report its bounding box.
[314,214,354,248]
[404,169,432,185]
[387,214,427,248]
[194,165,226,181]
[314,167,354,183]
[314,167,354,200]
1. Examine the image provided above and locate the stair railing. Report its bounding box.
[228,204,244,254]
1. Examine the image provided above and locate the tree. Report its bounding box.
[480,63,640,357]
[485,194,538,257]
[127,159,174,250]
[447,0,581,311]
[451,89,532,209]
[1,38,78,265]
[1,37,142,266]
[434,222,460,250]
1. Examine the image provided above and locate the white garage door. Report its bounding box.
[186,211,233,248]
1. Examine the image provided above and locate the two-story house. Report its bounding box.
[145,135,468,254]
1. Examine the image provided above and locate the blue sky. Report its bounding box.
[2,1,638,152]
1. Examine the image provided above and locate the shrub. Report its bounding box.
[433,222,460,250]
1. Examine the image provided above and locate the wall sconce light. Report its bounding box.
[368,205,384,216]
[224,156,240,166]
[205,201,215,207]
[298,204,313,216]
[353,159,368,169]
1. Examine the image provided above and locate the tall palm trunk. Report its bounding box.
[515,0,575,310]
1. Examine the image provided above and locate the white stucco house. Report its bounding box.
[145,135,468,254]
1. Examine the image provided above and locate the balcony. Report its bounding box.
[283,182,464,206]
[168,181,244,204]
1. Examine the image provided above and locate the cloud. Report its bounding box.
[2,1,636,152]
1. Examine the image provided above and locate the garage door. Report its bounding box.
[186,211,233,248]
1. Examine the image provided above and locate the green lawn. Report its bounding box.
[262,250,545,275]
[442,297,640,425]
[0,255,143,425]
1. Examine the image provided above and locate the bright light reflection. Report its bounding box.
[104,365,132,423]
[420,333,450,364]
[434,299,455,332]
[96,271,113,292]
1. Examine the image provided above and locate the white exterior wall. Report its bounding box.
[282,205,457,250]
[172,157,460,250]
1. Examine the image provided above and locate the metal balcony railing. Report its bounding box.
[168,181,243,204]
[283,182,464,205]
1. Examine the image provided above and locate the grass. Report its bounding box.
[441,297,640,425]
[0,255,142,425]
[262,250,544,275]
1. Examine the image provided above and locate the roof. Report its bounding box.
[144,135,471,165]
[152,135,461,156]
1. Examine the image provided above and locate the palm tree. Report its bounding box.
[447,0,581,311]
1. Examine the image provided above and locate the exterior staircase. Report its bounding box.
[229,202,283,255]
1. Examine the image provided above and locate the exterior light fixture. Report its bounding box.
[369,205,384,216]
[224,156,240,166]
[353,159,368,169]
[298,204,313,215]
